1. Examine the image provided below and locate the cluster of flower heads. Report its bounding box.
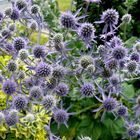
[0,0,140,139]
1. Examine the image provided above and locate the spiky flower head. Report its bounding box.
[24,77,34,88]
[127,60,137,73]
[33,45,46,58]
[10,8,20,20]
[112,46,126,60]
[2,80,16,95]
[127,126,138,138]
[52,65,65,80]
[81,83,94,97]
[29,86,43,100]
[53,108,69,127]
[18,71,25,80]
[5,44,14,52]
[117,105,128,117]
[122,14,131,24]
[60,11,76,29]
[30,5,40,14]
[106,59,118,69]
[102,68,113,78]
[53,33,63,44]
[42,95,56,110]
[110,75,119,86]
[42,78,58,90]
[80,55,94,68]
[101,9,119,25]
[98,45,108,56]
[78,23,95,41]
[18,49,28,61]
[15,0,27,10]
[4,8,12,16]
[119,60,125,69]
[5,114,19,126]
[109,36,123,48]
[7,60,17,72]
[12,95,28,110]
[130,52,139,62]
[55,83,69,96]
[1,29,10,38]
[103,97,118,112]
[35,62,52,77]
[13,37,26,51]
[8,24,16,32]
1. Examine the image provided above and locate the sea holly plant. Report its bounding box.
[0,0,140,140]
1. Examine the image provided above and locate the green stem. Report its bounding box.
[74,104,96,115]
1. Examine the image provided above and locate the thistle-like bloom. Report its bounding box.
[60,11,77,29]
[53,33,63,44]
[10,8,20,20]
[109,36,123,48]
[29,86,43,100]
[15,0,27,10]
[106,59,118,69]
[78,23,95,42]
[8,24,16,32]
[18,49,28,61]
[81,83,95,97]
[55,83,69,96]
[35,62,52,77]
[100,9,119,33]
[98,45,108,57]
[93,81,118,121]
[5,113,19,126]
[13,37,26,51]
[109,75,119,86]
[53,105,70,128]
[12,95,28,110]
[2,80,16,95]
[112,46,126,60]
[101,67,113,78]
[116,105,128,117]
[124,121,140,139]
[122,14,132,24]
[52,65,65,80]
[7,60,17,72]
[60,10,84,29]
[127,60,137,73]
[41,78,58,91]
[130,52,139,62]
[30,4,40,14]
[79,55,94,69]
[42,95,56,110]
[33,45,46,58]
